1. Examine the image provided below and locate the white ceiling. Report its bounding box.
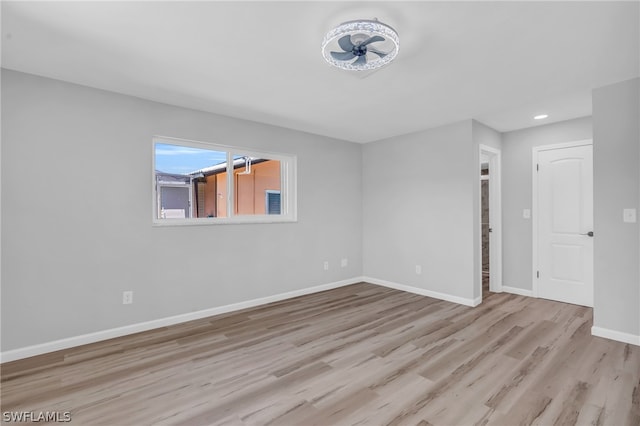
[2,1,638,143]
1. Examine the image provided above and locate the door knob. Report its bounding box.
[581,231,594,237]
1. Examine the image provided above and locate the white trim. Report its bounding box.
[533,140,593,153]
[532,139,593,298]
[591,326,640,346]
[363,276,479,307]
[0,277,364,363]
[502,286,534,297]
[532,146,539,297]
[478,145,503,299]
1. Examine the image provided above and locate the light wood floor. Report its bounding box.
[1,283,638,425]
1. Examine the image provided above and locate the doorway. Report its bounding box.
[479,145,502,301]
[533,141,593,307]
[481,155,490,298]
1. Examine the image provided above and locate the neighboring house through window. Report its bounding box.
[153,137,296,225]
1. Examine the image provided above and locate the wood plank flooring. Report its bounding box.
[1,282,638,425]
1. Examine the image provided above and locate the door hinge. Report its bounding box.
[536,164,539,171]
[536,271,540,278]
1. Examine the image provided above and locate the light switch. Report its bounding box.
[623,208,637,223]
[523,209,531,219]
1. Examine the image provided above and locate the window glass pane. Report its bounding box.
[232,155,282,216]
[153,138,295,225]
[266,191,281,214]
[154,143,227,219]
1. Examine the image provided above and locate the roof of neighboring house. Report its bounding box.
[156,170,189,178]
[155,170,192,183]
[190,157,268,177]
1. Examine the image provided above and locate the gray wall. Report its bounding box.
[592,77,640,337]
[1,70,363,351]
[362,121,476,301]
[473,120,502,152]
[501,117,593,291]
[3,69,638,353]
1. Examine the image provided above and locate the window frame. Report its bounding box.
[152,136,297,226]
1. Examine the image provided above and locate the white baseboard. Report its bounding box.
[0,277,365,363]
[502,286,534,297]
[591,326,640,346]
[363,276,478,307]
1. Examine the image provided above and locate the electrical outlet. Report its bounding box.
[415,265,422,275]
[123,291,133,305]
[323,261,329,271]
[623,208,637,223]
[341,258,348,267]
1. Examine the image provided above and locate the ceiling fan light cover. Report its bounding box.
[322,19,399,71]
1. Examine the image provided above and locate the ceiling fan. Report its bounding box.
[322,19,399,71]
[330,34,389,66]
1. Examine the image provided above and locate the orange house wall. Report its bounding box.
[199,160,279,218]
[237,160,280,215]
[216,172,227,218]
[235,173,255,215]
[204,175,217,217]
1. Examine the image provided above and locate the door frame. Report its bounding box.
[531,139,593,298]
[478,145,502,298]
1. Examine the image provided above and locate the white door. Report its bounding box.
[536,143,593,307]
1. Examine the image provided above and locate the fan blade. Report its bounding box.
[360,35,385,46]
[352,55,367,66]
[368,47,388,58]
[337,35,355,52]
[330,51,356,61]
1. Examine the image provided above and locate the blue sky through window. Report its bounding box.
[155,143,227,175]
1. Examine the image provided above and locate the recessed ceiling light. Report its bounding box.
[534,114,549,120]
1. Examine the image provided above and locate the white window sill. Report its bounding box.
[152,215,297,226]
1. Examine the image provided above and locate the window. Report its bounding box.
[265,190,281,215]
[153,137,296,225]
